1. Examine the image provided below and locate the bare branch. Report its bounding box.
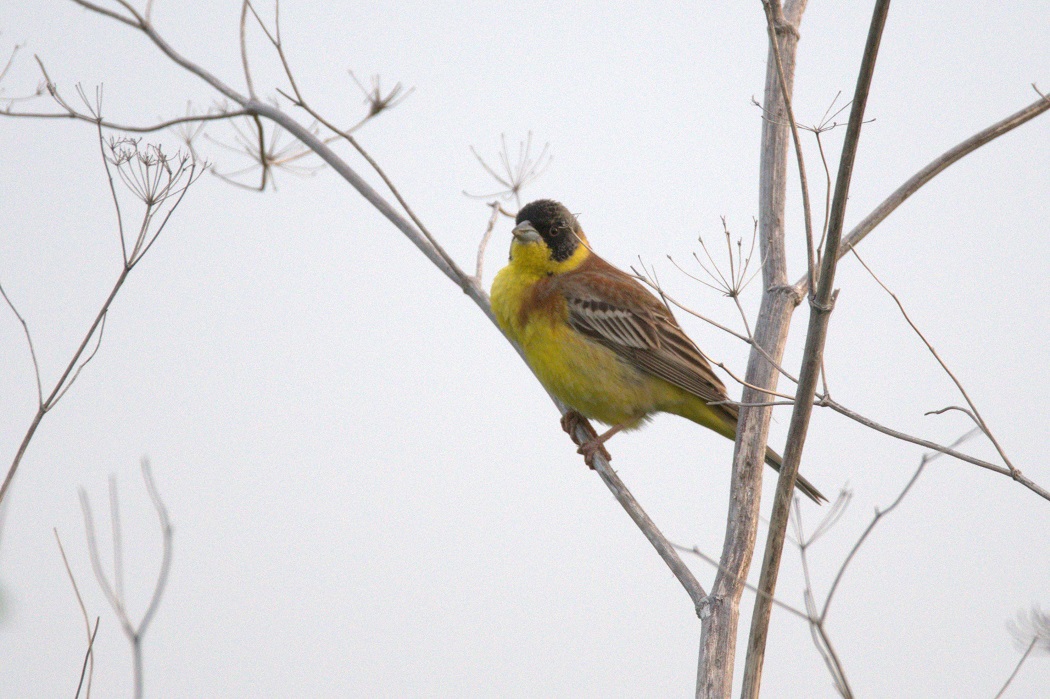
[698,0,811,691]
[0,133,202,505]
[592,451,709,613]
[795,92,1050,293]
[239,0,256,98]
[0,282,44,407]
[55,529,96,699]
[79,459,173,699]
[925,404,979,422]
[674,543,809,621]
[847,245,1016,473]
[137,458,173,639]
[0,76,254,133]
[64,0,139,27]
[0,41,23,86]
[473,201,502,284]
[744,2,891,695]
[792,500,854,697]
[761,0,817,293]
[820,397,1050,500]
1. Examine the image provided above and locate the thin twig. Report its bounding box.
[674,543,808,621]
[848,244,1016,473]
[473,201,502,284]
[0,282,43,407]
[820,397,1049,500]
[74,618,100,699]
[55,529,95,699]
[793,502,853,697]
[795,92,1050,294]
[822,429,978,621]
[1,100,253,132]
[992,636,1038,699]
[239,0,256,99]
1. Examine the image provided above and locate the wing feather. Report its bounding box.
[559,258,730,408]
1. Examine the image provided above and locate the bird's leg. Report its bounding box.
[577,424,625,467]
[559,410,613,468]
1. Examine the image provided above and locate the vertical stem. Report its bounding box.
[132,636,143,699]
[741,2,892,697]
[695,2,807,696]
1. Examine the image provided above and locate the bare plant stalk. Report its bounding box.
[761,0,817,293]
[993,637,1038,699]
[742,3,891,696]
[74,618,100,699]
[80,459,173,699]
[55,529,96,699]
[38,0,709,616]
[696,2,808,696]
[795,93,1050,294]
[0,129,200,506]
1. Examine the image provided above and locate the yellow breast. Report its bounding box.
[491,261,677,427]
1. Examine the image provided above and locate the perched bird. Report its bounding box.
[490,199,825,504]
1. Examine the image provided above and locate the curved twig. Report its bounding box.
[795,93,1050,294]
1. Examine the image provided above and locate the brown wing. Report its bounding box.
[556,255,731,409]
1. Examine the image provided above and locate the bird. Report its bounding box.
[490,199,825,504]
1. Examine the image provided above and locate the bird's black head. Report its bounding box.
[515,199,583,262]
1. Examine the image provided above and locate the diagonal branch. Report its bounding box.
[821,429,978,621]
[795,91,1050,294]
[49,0,708,618]
[847,245,1016,471]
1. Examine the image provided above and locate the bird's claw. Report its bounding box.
[560,409,584,436]
[577,439,612,469]
[560,410,611,468]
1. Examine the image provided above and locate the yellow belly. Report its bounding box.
[492,265,684,427]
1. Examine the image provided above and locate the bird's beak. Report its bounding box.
[511,221,542,243]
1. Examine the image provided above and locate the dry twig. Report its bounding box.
[79,459,172,699]
[55,529,97,699]
[0,125,201,505]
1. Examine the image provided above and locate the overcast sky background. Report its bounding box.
[1,1,1048,697]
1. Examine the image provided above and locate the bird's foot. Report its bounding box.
[576,438,612,469]
[559,410,611,469]
[560,409,586,436]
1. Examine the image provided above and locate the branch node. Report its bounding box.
[808,293,835,313]
[769,283,804,305]
[697,594,715,620]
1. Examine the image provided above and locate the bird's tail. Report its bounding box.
[675,400,827,504]
[764,446,827,504]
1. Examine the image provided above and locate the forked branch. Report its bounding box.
[4,0,708,620]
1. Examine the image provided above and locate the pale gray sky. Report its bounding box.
[1,1,1048,697]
